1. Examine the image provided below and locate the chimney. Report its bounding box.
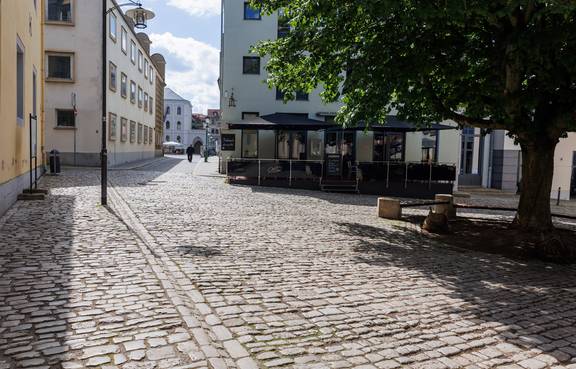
[136,33,151,54]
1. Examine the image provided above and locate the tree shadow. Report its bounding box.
[335,221,576,363]
[175,244,223,257]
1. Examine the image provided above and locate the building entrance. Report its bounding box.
[324,131,356,180]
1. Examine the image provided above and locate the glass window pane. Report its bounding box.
[244,3,261,19]
[277,131,290,159]
[242,130,258,158]
[47,0,72,22]
[56,110,75,127]
[243,57,260,74]
[48,55,71,79]
[373,133,385,161]
[387,133,404,161]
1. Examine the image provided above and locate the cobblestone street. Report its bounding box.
[1,155,576,369]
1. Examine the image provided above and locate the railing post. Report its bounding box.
[404,162,408,189]
[258,159,261,186]
[386,161,390,189]
[289,160,292,187]
[429,162,433,189]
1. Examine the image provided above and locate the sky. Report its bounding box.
[144,0,221,114]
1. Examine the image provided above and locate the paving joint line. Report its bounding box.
[107,181,259,369]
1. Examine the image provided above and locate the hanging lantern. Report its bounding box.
[126,6,155,29]
[228,89,237,108]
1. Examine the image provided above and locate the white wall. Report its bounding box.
[552,133,576,200]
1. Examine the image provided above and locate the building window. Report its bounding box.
[109,12,117,41]
[144,126,148,144]
[177,106,181,115]
[109,113,117,141]
[276,89,308,101]
[138,86,143,108]
[242,130,258,158]
[276,131,306,160]
[32,68,37,117]
[277,9,290,38]
[177,121,182,130]
[120,73,127,98]
[166,106,170,115]
[46,52,73,81]
[130,81,136,103]
[46,0,72,23]
[149,97,153,115]
[144,92,148,112]
[121,117,128,142]
[121,27,127,54]
[130,40,136,64]
[176,136,181,143]
[243,56,260,74]
[138,50,143,72]
[138,123,143,144]
[144,59,149,79]
[242,112,259,120]
[149,66,154,83]
[56,109,75,127]
[109,62,117,92]
[17,42,24,124]
[244,2,261,20]
[166,121,170,129]
[166,135,170,142]
[421,130,438,163]
[149,127,153,144]
[373,132,405,161]
[130,121,136,143]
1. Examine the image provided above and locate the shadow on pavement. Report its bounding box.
[337,221,576,364]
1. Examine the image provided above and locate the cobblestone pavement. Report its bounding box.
[111,157,576,369]
[0,160,234,369]
[2,155,576,369]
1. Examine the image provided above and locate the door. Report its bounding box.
[324,131,355,180]
[571,152,576,198]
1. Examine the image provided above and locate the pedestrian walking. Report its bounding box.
[186,145,194,162]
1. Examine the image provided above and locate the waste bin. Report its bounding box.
[49,149,61,174]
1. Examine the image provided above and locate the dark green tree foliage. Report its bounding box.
[254,0,576,231]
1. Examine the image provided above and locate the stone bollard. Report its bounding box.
[434,194,456,219]
[378,198,402,220]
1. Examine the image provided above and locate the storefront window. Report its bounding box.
[242,130,258,158]
[276,131,306,160]
[422,130,438,162]
[308,133,323,160]
[373,132,405,161]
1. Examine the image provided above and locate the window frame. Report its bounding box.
[45,51,74,82]
[137,123,143,144]
[16,39,25,124]
[144,59,149,79]
[243,2,261,20]
[55,109,76,128]
[138,86,143,108]
[109,112,117,141]
[130,80,136,104]
[130,40,136,64]
[144,126,148,144]
[120,117,128,142]
[121,27,128,54]
[120,72,127,98]
[46,0,74,25]
[138,50,143,72]
[149,97,153,115]
[242,56,260,75]
[108,61,117,92]
[241,129,259,158]
[108,12,117,42]
[129,120,136,143]
[144,92,149,112]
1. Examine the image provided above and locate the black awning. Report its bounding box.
[228,113,455,132]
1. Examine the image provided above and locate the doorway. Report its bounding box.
[324,131,356,180]
[194,141,203,155]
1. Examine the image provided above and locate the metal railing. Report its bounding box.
[225,158,457,189]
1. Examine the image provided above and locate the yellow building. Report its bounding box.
[0,0,44,216]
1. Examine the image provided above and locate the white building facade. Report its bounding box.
[163,88,206,154]
[44,0,162,167]
[218,0,461,197]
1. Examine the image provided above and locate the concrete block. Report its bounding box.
[434,194,456,219]
[378,198,401,220]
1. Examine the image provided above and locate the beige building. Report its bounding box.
[0,0,44,216]
[43,0,163,167]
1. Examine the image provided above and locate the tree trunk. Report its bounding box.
[512,139,557,231]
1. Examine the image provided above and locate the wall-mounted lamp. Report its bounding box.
[225,88,237,108]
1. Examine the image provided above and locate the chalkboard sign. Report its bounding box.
[326,154,341,177]
[221,134,236,151]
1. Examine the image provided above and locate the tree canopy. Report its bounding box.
[254,1,576,231]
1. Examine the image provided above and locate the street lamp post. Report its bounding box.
[101,0,154,206]
[204,123,209,163]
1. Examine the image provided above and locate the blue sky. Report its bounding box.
[144,0,221,114]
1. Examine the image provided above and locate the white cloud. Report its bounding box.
[166,0,220,17]
[150,32,220,114]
